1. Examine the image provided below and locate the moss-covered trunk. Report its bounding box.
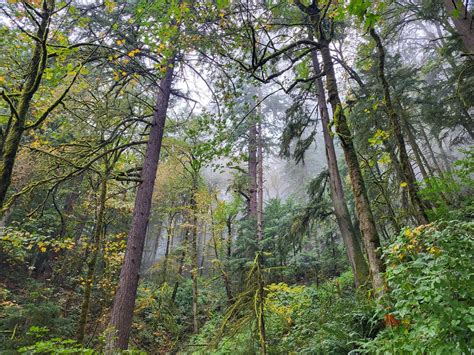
[0,0,53,209]
[320,41,385,293]
[310,48,369,288]
[370,28,429,225]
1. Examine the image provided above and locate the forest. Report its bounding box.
[0,0,473,353]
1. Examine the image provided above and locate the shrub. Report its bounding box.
[361,220,474,354]
[419,147,474,220]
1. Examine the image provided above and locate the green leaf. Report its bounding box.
[216,0,230,10]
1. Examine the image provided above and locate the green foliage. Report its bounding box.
[19,336,94,354]
[420,148,474,220]
[362,220,474,353]
[264,274,378,354]
[131,282,184,352]
[0,280,76,351]
[0,225,75,270]
[347,0,385,28]
[193,272,378,354]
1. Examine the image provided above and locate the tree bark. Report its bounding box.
[370,28,429,226]
[443,0,474,53]
[310,49,369,287]
[248,117,258,219]
[226,216,233,258]
[107,58,174,350]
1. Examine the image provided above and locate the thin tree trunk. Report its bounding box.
[77,176,107,344]
[190,175,199,334]
[162,217,174,284]
[107,58,174,350]
[372,160,401,232]
[310,48,369,287]
[145,221,162,269]
[248,117,258,219]
[255,119,267,354]
[403,121,430,181]
[199,224,207,277]
[370,28,429,225]
[436,135,452,173]
[419,124,444,175]
[402,118,436,179]
[256,121,264,246]
[226,216,232,258]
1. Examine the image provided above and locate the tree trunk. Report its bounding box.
[370,28,429,226]
[310,49,369,287]
[443,0,474,53]
[77,176,107,344]
[371,159,401,233]
[199,223,207,277]
[107,58,174,350]
[248,118,258,218]
[401,117,435,179]
[436,135,452,173]
[190,175,199,334]
[162,217,174,284]
[0,0,52,210]
[256,121,264,246]
[145,221,162,270]
[319,41,385,293]
[226,216,232,258]
[255,119,267,354]
[419,125,444,175]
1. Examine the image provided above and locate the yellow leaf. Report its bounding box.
[400,181,408,188]
[128,49,140,57]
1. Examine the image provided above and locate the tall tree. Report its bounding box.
[310,45,369,287]
[107,57,175,349]
[369,28,429,225]
[295,0,385,292]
